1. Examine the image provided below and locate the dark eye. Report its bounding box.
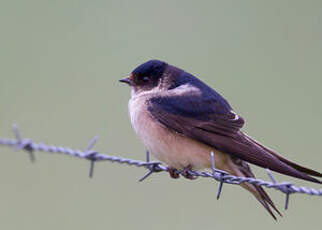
[134,75,150,85]
[142,76,149,82]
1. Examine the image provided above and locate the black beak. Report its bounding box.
[119,77,132,85]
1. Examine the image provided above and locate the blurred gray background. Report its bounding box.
[0,0,321,229]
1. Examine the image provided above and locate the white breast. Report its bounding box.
[128,93,158,150]
[128,92,215,170]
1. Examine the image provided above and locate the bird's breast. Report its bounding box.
[128,94,162,151]
[128,94,220,170]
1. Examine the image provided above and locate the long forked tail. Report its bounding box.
[242,132,322,183]
[231,158,282,220]
[241,181,281,220]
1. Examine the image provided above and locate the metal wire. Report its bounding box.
[0,125,321,210]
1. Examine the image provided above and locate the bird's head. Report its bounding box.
[120,60,168,94]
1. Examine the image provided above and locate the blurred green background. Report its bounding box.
[0,0,321,229]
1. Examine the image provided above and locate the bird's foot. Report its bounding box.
[182,165,197,180]
[168,167,180,179]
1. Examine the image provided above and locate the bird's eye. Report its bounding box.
[142,76,149,82]
[133,75,150,85]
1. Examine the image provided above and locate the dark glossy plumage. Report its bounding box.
[147,64,322,184]
[158,71,234,119]
[132,59,167,80]
[122,59,322,219]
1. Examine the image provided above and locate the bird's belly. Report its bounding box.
[128,96,229,170]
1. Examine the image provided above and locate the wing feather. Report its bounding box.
[147,93,321,184]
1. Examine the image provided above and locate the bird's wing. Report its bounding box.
[147,93,321,184]
[147,90,244,137]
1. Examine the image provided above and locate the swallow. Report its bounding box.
[120,59,322,219]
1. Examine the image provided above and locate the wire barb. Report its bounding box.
[266,168,293,210]
[210,152,223,199]
[12,124,36,163]
[84,136,99,178]
[0,125,322,205]
[266,168,277,184]
[285,192,290,210]
[282,183,293,210]
[139,151,162,182]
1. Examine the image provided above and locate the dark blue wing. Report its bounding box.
[147,71,321,183]
[168,71,233,116]
[149,71,245,136]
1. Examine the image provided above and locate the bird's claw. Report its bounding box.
[168,167,180,179]
[168,165,197,180]
[182,165,197,180]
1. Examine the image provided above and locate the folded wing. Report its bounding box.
[148,85,321,183]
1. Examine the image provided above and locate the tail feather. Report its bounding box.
[255,184,282,218]
[248,136,322,177]
[232,157,282,220]
[240,180,281,220]
[242,133,322,183]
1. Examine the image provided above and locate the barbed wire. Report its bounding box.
[0,124,321,211]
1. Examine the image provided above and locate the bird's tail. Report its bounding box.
[229,158,282,220]
[242,133,322,183]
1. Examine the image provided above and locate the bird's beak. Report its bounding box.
[119,76,132,86]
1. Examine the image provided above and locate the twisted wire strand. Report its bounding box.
[0,125,321,208]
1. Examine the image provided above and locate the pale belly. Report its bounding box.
[128,95,230,170]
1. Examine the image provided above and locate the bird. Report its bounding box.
[119,59,322,219]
